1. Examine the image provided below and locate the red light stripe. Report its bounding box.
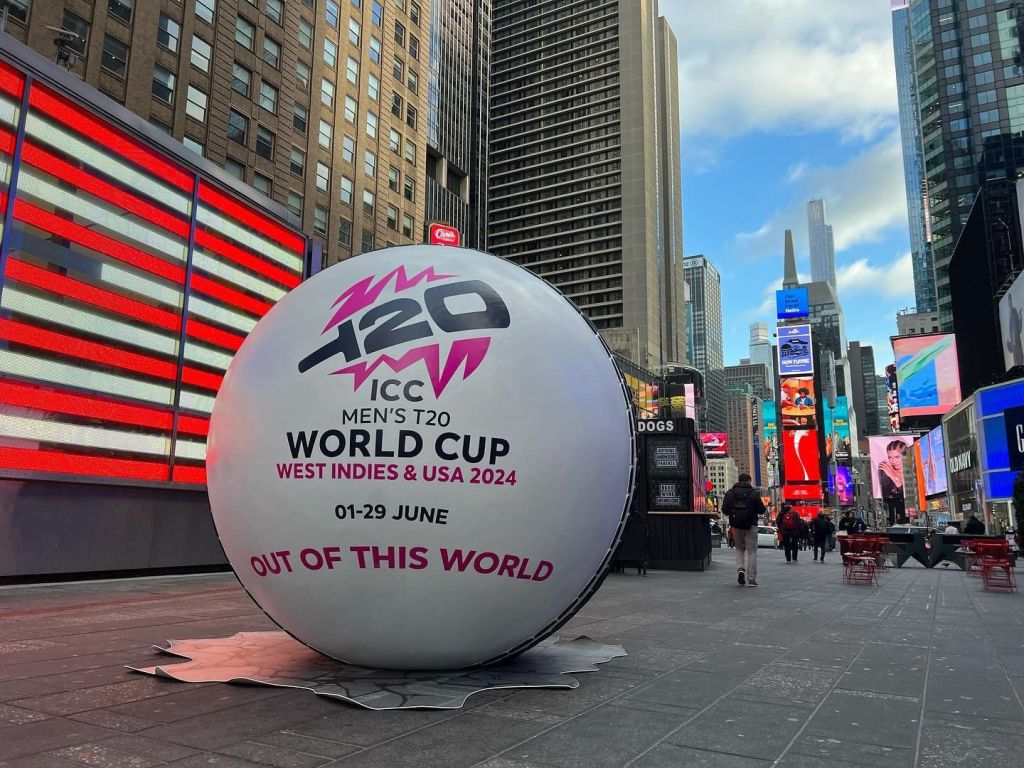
[180,366,223,391]
[190,274,272,317]
[195,229,301,289]
[5,258,183,333]
[0,61,25,99]
[187,319,244,352]
[199,181,305,255]
[20,141,191,239]
[0,379,211,436]
[28,84,193,192]
[0,446,171,482]
[172,464,207,484]
[13,200,186,285]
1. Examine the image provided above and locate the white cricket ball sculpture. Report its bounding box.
[207,246,635,669]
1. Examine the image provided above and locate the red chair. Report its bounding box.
[842,553,878,585]
[981,556,1016,592]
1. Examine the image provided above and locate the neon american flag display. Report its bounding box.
[0,59,308,486]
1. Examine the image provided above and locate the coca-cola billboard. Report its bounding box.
[428,222,461,246]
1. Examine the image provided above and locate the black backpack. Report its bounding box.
[727,489,758,529]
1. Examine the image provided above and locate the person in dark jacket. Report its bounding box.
[777,503,801,564]
[811,511,834,563]
[838,511,856,535]
[963,515,986,535]
[798,519,810,550]
[722,473,766,587]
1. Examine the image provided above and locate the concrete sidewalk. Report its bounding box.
[2,549,1024,767]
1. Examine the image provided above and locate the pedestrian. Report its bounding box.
[827,512,837,551]
[811,510,834,563]
[838,510,855,535]
[851,516,867,534]
[798,519,810,551]
[723,472,766,587]
[963,514,985,535]
[777,503,801,563]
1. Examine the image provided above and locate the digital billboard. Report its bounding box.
[885,362,901,431]
[893,334,962,417]
[784,484,822,501]
[919,425,948,497]
[868,435,914,500]
[998,269,1024,371]
[776,287,809,320]
[778,324,813,376]
[780,376,817,429]
[833,465,855,506]
[761,401,778,462]
[700,432,728,457]
[782,428,820,482]
[823,396,851,460]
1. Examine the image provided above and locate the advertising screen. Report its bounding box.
[780,376,817,429]
[919,426,948,497]
[784,485,822,501]
[885,362,901,431]
[778,324,813,376]
[833,465,855,506]
[893,334,962,417]
[782,428,820,482]
[700,432,728,457]
[776,287,809,320]
[998,269,1024,371]
[761,401,778,462]
[868,435,914,499]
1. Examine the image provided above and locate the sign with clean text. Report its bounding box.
[428,222,461,246]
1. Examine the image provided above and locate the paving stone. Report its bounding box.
[780,642,861,670]
[741,664,844,707]
[626,669,746,710]
[630,744,771,767]
[94,735,202,763]
[252,731,361,759]
[787,732,915,768]
[925,675,1024,720]
[218,741,332,768]
[838,659,926,698]
[804,689,921,748]
[0,718,117,761]
[49,743,159,768]
[918,715,1024,767]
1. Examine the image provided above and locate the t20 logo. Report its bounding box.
[298,265,510,397]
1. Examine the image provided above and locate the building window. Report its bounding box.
[290,147,306,176]
[287,191,303,217]
[260,80,278,113]
[342,135,355,163]
[980,108,999,124]
[339,217,352,247]
[362,230,374,251]
[235,16,255,50]
[404,138,415,163]
[406,105,417,130]
[293,103,308,133]
[340,175,354,204]
[186,85,208,122]
[61,11,88,56]
[316,161,330,192]
[327,0,341,27]
[973,51,993,67]
[372,2,383,26]
[182,136,204,156]
[389,129,400,153]
[299,18,313,49]
[366,111,378,139]
[296,60,311,91]
[394,21,405,47]
[409,35,419,60]
[344,95,357,123]
[349,18,361,46]
[228,109,248,144]
[191,35,212,73]
[402,214,412,238]
[254,172,273,196]
[410,2,420,25]
[368,74,380,101]
[391,92,403,117]
[977,70,995,85]
[388,165,400,192]
[152,65,175,104]
[110,0,135,24]
[195,0,215,24]
[266,0,284,25]
[319,119,332,149]
[263,36,281,67]
[363,188,375,216]
[403,175,414,202]
[325,39,338,68]
[321,78,335,108]
[364,150,376,177]
[387,205,398,230]
[314,205,329,236]
[157,14,181,53]
[225,158,245,179]
[232,63,252,96]
[101,35,129,78]
[407,70,418,94]
[256,125,275,159]
[370,36,381,64]
[393,56,404,81]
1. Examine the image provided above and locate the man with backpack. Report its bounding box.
[722,473,766,587]
[777,503,801,564]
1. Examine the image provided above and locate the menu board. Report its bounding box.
[645,436,692,513]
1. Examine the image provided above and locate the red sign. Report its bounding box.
[790,504,821,521]
[428,222,461,246]
[700,432,728,457]
[784,485,823,501]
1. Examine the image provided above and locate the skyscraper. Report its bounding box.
[891,0,935,313]
[904,0,1024,330]
[425,0,491,249]
[807,198,837,290]
[487,0,685,367]
[848,341,881,437]
[684,255,725,432]
[7,0,429,267]
[725,386,764,486]
[748,322,773,372]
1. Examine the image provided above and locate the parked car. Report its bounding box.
[757,525,778,548]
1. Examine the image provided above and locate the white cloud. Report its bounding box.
[786,162,809,183]
[665,0,898,140]
[837,251,914,300]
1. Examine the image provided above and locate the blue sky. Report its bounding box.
[664,0,914,366]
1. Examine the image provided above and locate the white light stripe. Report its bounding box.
[197,205,302,273]
[193,249,285,303]
[0,412,172,457]
[179,390,215,413]
[174,440,208,461]
[26,113,193,215]
[183,340,231,371]
[189,296,257,333]
[0,94,19,128]
[18,170,187,260]
[0,350,175,406]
